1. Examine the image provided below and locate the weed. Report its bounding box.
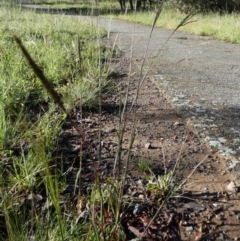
[146,171,174,200]
[137,159,153,172]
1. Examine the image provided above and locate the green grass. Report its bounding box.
[0,5,109,154]
[0,6,107,106]
[137,159,153,172]
[0,4,114,240]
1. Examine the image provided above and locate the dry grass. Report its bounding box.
[108,7,240,43]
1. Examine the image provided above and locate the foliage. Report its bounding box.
[137,159,153,172]
[146,171,174,201]
[0,7,106,107]
[167,0,240,13]
[0,4,112,240]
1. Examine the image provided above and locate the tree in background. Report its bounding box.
[118,0,156,11]
[9,0,240,13]
[117,0,240,12]
[169,0,240,13]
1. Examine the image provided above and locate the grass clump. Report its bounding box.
[0,4,114,240]
[0,6,107,108]
[137,159,153,172]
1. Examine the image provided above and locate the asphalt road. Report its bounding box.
[21,5,240,169]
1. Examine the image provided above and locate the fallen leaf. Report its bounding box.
[128,225,143,238]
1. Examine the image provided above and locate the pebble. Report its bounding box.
[177,94,186,99]
[221,170,227,175]
[144,143,151,149]
[138,194,145,200]
[219,232,225,239]
[172,97,179,102]
[133,204,143,215]
[228,160,239,171]
[185,226,193,231]
[218,137,226,143]
[227,181,237,192]
[103,128,116,133]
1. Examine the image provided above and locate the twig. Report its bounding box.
[179,155,208,189]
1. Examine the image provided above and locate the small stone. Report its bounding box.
[177,94,186,99]
[133,204,143,215]
[145,143,151,149]
[221,170,227,175]
[172,97,179,102]
[185,226,193,231]
[82,118,94,123]
[174,121,184,126]
[103,128,116,133]
[218,137,226,143]
[212,203,218,208]
[228,160,239,171]
[227,181,237,192]
[136,180,144,189]
[174,121,179,126]
[138,194,145,200]
[203,187,208,192]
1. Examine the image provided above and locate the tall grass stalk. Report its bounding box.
[74,35,84,196]
[0,102,7,150]
[111,3,171,237]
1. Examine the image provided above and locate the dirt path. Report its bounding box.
[20,6,240,239]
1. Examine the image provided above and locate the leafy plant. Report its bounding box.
[146,171,174,200]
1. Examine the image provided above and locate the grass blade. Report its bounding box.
[152,1,164,29]
[154,11,197,57]
[14,36,67,114]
